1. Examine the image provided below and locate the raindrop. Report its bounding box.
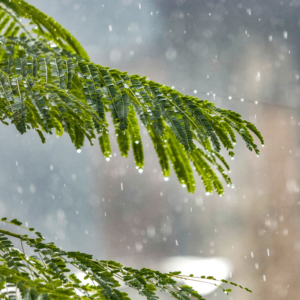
[255,72,261,82]
[193,90,197,94]
[77,149,81,153]
[109,25,112,32]
[283,31,288,39]
[135,242,143,252]
[138,169,143,173]
[228,96,232,100]
[175,240,178,246]
[231,157,234,160]
[165,48,177,61]
[255,101,258,104]
[106,157,110,161]
[164,177,169,181]
[135,141,140,144]
[241,98,244,102]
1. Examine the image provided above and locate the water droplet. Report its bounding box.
[106,157,110,161]
[241,98,244,102]
[135,141,140,144]
[228,96,232,100]
[193,90,197,94]
[164,177,169,181]
[262,144,265,147]
[77,149,81,153]
[255,101,258,105]
[138,169,143,173]
[231,157,234,160]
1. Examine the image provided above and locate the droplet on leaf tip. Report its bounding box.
[77,149,81,153]
[164,177,169,181]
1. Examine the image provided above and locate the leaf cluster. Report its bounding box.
[0,218,252,300]
[0,2,264,193]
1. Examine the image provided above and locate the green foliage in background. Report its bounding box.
[0,218,252,300]
[0,0,264,195]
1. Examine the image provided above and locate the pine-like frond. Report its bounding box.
[0,0,264,194]
[0,34,263,193]
[0,218,252,300]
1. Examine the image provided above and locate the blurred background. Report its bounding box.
[1,0,300,299]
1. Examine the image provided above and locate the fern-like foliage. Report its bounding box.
[0,218,252,300]
[0,1,264,194]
